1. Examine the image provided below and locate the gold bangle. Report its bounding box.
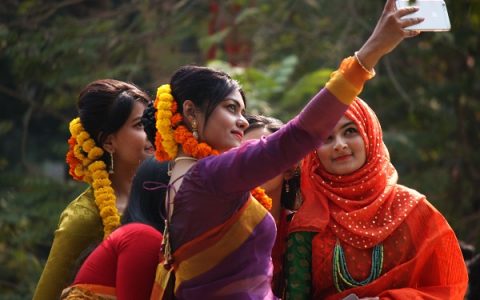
[354,51,376,77]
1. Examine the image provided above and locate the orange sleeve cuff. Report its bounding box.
[325,56,375,105]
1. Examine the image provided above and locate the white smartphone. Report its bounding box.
[396,0,451,32]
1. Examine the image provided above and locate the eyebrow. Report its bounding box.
[131,116,143,123]
[340,121,356,129]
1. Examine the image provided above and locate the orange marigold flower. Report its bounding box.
[182,138,198,156]
[171,101,178,113]
[171,113,182,126]
[251,187,272,211]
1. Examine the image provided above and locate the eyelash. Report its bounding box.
[344,127,357,135]
[324,127,357,143]
[227,104,237,112]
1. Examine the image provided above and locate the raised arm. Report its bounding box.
[202,0,424,194]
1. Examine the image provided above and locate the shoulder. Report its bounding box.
[63,187,98,214]
[397,185,455,235]
[57,187,102,235]
[114,223,163,240]
[110,223,163,250]
[396,185,442,218]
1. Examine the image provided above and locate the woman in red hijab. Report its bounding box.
[285,98,468,300]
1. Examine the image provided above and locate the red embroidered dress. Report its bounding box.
[287,99,468,299]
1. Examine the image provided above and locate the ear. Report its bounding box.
[102,134,115,154]
[183,100,198,125]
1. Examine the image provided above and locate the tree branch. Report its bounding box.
[0,85,69,122]
[383,56,414,110]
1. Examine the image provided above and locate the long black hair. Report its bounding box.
[121,156,170,232]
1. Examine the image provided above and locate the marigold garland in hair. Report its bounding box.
[154,84,219,160]
[154,84,180,160]
[65,117,120,238]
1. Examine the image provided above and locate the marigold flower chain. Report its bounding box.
[251,187,273,211]
[154,84,220,160]
[65,117,120,238]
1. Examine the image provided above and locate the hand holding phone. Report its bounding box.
[396,0,451,31]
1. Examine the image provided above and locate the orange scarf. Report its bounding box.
[290,98,423,248]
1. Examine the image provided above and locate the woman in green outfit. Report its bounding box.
[33,79,154,300]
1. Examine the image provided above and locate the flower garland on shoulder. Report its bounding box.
[66,117,120,238]
[153,84,272,211]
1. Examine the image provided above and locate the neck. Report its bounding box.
[174,156,198,163]
[109,163,137,214]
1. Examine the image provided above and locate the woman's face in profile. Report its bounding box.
[316,116,366,175]
[196,89,248,153]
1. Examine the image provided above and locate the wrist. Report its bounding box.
[356,42,383,71]
[354,51,376,77]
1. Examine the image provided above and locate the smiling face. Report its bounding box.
[109,101,154,169]
[197,89,249,153]
[316,116,366,175]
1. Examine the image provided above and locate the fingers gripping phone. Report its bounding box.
[396,0,451,31]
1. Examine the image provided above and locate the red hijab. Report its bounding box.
[290,98,423,248]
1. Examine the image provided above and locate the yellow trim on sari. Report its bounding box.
[61,284,116,300]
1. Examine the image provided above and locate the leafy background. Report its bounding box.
[1,0,479,298]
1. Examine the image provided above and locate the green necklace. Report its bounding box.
[332,240,384,292]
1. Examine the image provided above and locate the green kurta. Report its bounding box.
[33,187,103,300]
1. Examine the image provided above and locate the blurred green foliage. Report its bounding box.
[0,0,479,298]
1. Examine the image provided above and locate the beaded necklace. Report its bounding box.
[332,240,384,292]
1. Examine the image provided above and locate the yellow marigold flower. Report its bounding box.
[82,139,96,152]
[74,145,86,160]
[92,170,109,181]
[157,110,173,119]
[88,147,104,160]
[82,158,92,167]
[95,187,115,197]
[92,178,111,189]
[104,215,120,225]
[159,93,174,102]
[88,160,106,172]
[99,206,118,219]
[69,118,82,136]
[157,84,171,95]
[157,101,172,110]
[74,165,84,177]
[77,132,90,145]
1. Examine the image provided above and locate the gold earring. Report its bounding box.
[191,120,199,140]
[108,152,114,174]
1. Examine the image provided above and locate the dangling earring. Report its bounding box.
[191,119,199,140]
[285,181,290,193]
[108,152,114,174]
